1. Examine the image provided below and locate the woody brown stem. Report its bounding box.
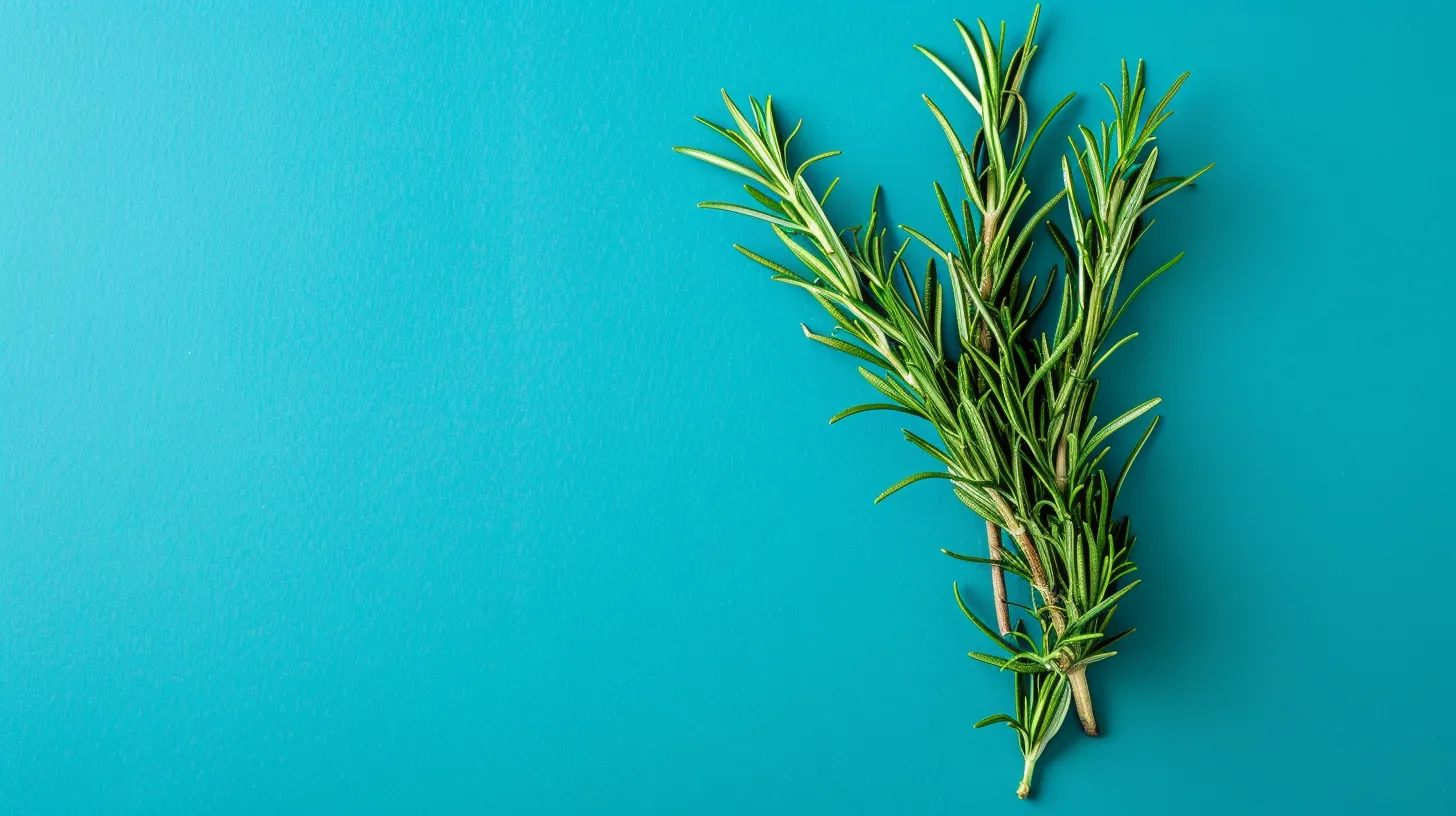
[1068,665,1099,736]
[1054,433,1100,736]
[973,224,1010,632]
[977,214,998,354]
[986,520,1011,635]
[975,235,1008,633]
[974,240,1058,638]
[986,489,1065,634]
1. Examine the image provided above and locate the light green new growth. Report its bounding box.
[674,5,1210,798]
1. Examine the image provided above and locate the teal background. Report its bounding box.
[0,0,1450,812]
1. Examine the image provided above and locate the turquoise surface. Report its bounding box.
[1,1,1451,812]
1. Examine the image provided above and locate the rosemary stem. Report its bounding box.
[981,209,1000,247]
[1068,665,1099,736]
[976,214,997,354]
[985,520,1011,635]
[1017,756,1035,800]
[975,230,1010,633]
[987,489,1065,633]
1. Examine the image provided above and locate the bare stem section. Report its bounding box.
[1068,666,1099,736]
[1017,757,1035,800]
[977,231,1005,632]
[985,521,1011,635]
[987,489,1065,634]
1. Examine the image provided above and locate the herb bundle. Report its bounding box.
[675,7,1209,798]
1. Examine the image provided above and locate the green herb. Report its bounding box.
[674,5,1209,798]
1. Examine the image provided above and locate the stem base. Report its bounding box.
[1068,665,1099,736]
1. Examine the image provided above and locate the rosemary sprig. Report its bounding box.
[910,5,1072,639]
[912,20,1213,746]
[673,5,1208,797]
[1026,57,1213,738]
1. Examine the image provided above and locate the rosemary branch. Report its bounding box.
[674,4,1208,796]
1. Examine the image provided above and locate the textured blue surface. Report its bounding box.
[1,1,1452,812]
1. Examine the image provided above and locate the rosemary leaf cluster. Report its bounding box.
[675,6,1210,798]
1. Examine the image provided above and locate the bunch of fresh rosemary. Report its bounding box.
[675,7,1209,798]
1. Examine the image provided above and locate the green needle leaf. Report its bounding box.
[875,471,991,504]
[697,201,798,230]
[1081,398,1161,457]
[828,403,917,424]
[672,146,774,188]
